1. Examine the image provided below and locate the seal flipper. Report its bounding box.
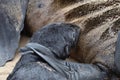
[0,0,28,66]
[115,31,120,75]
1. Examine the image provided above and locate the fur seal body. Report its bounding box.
[0,0,28,66]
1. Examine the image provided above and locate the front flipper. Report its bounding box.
[64,62,109,80]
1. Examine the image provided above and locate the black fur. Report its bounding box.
[7,23,80,80]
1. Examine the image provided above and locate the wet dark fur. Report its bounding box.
[7,23,80,80]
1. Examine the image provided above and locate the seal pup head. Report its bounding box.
[29,23,80,59]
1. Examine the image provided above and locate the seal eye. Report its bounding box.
[38,4,44,8]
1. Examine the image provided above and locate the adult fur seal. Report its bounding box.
[25,0,120,77]
[7,23,112,80]
[0,0,28,66]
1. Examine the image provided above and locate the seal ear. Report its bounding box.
[115,31,120,75]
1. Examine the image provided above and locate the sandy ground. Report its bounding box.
[0,35,30,80]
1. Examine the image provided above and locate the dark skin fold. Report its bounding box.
[7,23,114,80]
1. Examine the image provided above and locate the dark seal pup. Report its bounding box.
[8,23,110,80]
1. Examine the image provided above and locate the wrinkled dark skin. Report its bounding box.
[7,23,113,80]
